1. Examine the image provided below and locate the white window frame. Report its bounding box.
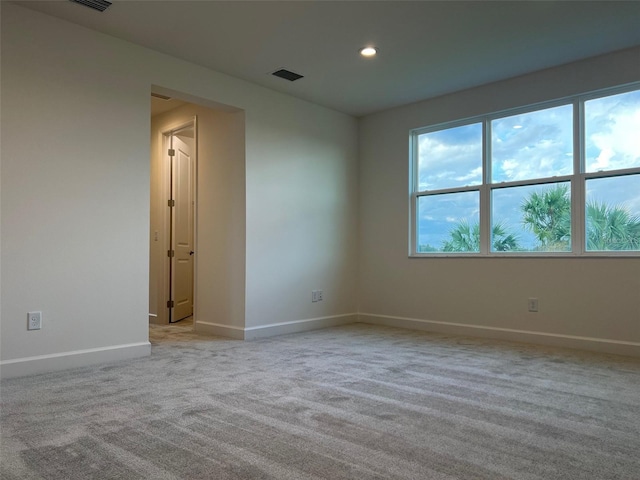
[410,83,640,257]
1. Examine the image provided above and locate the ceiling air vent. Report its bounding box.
[272,69,304,82]
[151,93,172,101]
[68,0,112,12]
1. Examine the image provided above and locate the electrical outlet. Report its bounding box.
[27,311,42,330]
[528,298,539,313]
[317,290,323,302]
[311,290,324,302]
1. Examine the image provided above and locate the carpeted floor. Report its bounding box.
[1,323,639,479]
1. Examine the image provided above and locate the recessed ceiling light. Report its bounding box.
[359,47,378,57]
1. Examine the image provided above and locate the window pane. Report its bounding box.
[585,89,640,173]
[491,104,573,183]
[491,182,571,252]
[585,175,640,251]
[417,123,482,191]
[417,191,479,253]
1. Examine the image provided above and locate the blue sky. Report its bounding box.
[417,89,640,251]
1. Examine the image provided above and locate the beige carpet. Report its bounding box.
[1,323,639,479]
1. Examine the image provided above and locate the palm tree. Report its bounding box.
[442,220,479,252]
[442,220,519,252]
[442,185,639,252]
[491,222,520,252]
[586,201,640,251]
[417,244,439,253]
[521,185,571,251]
[521,184,640,251]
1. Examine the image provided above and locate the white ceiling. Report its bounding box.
[17,0,640,117]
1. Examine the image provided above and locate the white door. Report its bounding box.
[170,128,195,322]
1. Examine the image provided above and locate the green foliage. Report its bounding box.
[441,220,520,252]
[521,185,571,251]
[442,220,479,252]
[491,222,520,252]
[417,244,439,253]
[439,184,640,252]
[586,201,640,251]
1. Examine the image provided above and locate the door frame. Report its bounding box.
[161,117,198,326]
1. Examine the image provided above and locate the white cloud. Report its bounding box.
[491,104,573,182]
[418,127,482,190]
[591,146,613,171]
[455,166,482,183]
[587,108,640,172]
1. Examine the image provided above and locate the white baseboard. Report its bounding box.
[195,321,245,340]
[244,313,357,340]
[196,314,357,341]
[6,313,634,379]
[0,342,151,379]
[358,313,640,357]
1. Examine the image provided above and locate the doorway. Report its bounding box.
[164,120,196,323]
[150,93,245,332]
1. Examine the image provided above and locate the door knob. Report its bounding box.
[189,251,195,255]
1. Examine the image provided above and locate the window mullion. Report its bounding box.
[572,99,584,255]
[410,134,418,255]
[480,119,491,254]
[584,167,640,179]
[416,185,481,196]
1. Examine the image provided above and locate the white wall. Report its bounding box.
[150,103,246,330]
[0,3,359,376]
[244,102,359,331]
[358,47,640,356]
[1,3,152,374]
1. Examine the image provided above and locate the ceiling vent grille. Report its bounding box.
[272,69,304,82]
[69,0,112,12]
[151,93,172,101]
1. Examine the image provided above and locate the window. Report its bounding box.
[411,85,640,256]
